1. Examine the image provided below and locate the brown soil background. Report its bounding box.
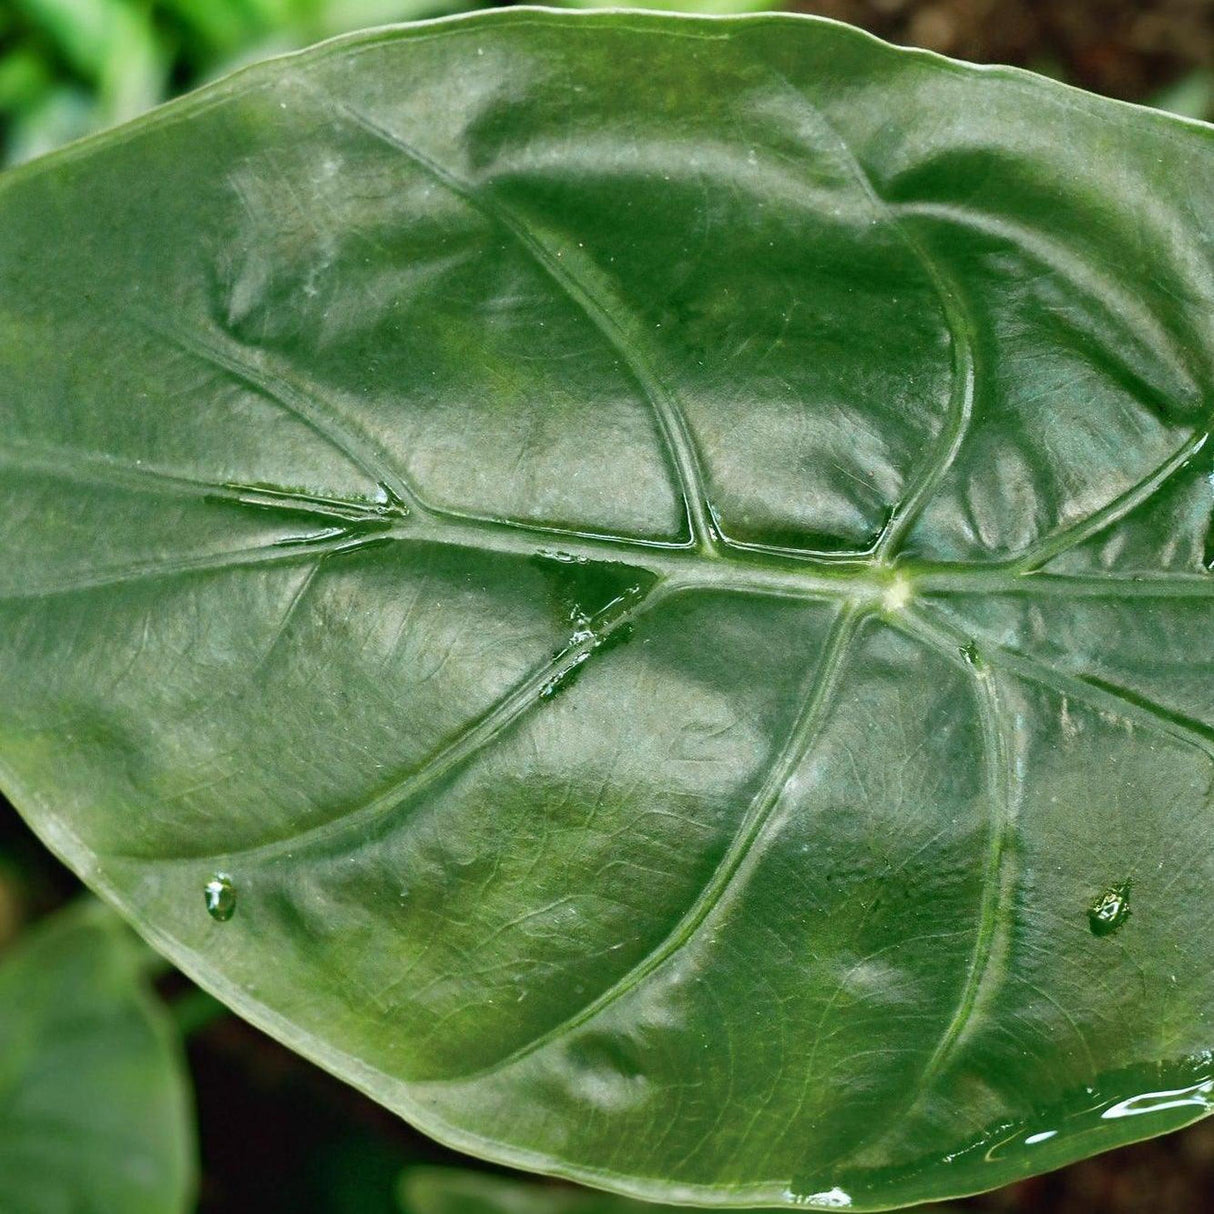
[795,0,1212,103]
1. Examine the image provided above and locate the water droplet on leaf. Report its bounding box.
[539,652,590,702]
[204,873,237,922]
[1101,1077,1214,1119]
[1023,1129,1058,1144]
[784,1186,852,1209]
[1088,881,1131,936]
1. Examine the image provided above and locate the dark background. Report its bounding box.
[802,0,1212,104]
[1,0,1212,1210]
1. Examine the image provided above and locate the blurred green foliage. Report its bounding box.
[0,0,778,163]
[1150,68,1214,123]
[0,898,195,1213]
[0,0,474,162]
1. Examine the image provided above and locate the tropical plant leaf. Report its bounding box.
[0,10,1211,1209]
[0,901,195,1213]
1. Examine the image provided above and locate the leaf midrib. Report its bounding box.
[5,440,1211,604]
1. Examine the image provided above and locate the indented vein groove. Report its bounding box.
[887,200,1213,575]
[876,595,1214,1132]
[128,580,674,864]
[964,634,1214,762]
[0,435,403,522]
[894,200,1205,400]
[6,455,1211,606]
[791,101,978,563]
[443,601,865,1085]
[888,605,1019,1102]
[0,527,383,603]
[131,306,422,510]
[874,258,976,560]
[916,569,1214,598]
[248,560,323,681]
[1012,429,1211,572]
[305,82,718,551]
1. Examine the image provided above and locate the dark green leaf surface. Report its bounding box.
[0,902,195,1213]
[0,10,1211,1208]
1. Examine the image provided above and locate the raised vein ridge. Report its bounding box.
[303,80,718,551]
[894,606,1020,1094]
[440,601,864,1084]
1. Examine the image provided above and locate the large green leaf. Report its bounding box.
[0,901,195,1213]
[0,9,1212,1209]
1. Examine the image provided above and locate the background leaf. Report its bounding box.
[0,10,1211,1210]
[0,900,196,1214]
[1150,69,1214,122]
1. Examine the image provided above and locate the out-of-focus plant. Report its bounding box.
[0,0,779,163]
[0,898,195,1213]
[0,0,475,162]
[1151,68,1214,122]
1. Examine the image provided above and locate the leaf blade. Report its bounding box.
[0,10,1211,1208]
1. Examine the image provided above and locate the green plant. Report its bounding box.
[0,0,475,163]
[0,8,1211,1210]
[0,900,195,1213]
[0,0,769,165]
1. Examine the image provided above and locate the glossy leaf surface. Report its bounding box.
[0,902,195,1213]
[0,10,1212,1209]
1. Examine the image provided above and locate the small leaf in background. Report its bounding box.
[157,0,278,65]
[319,1134,423,1214]
[5,81,99,164]
[0,46,53,111]
[13,0,166,116]
[1150,69,1214,122]
[0,900,196,1214]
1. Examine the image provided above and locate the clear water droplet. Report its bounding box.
[204,873,237,922]
[1023,1129,1058,1144]
[1101,1078,1214,1119]
[539,652,590,702]
[829,1055,1214,1205]
[784,1187,852,1209]
[959,640,980,665]
[1088,880,1131,936]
